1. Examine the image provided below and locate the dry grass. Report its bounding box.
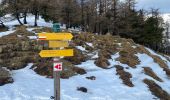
[117,50,140,68]
[143,67,163,82]
[136,46,170,77]
[64,48,87,65]
[143,79,170,100]
[32,27,53,33]
[115,65,134,87]
[14,25,34,36]
[94,56,110,69]
[0,26,8,32]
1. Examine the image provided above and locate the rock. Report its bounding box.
[77,87,88,93]
[86,76,96,80]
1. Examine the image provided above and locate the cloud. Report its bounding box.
[136,0,170,13]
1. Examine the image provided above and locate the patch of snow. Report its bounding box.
[132,46,137,48]
[27,36,38,40]
[91,52,99,59]
[145,47,170,68]
[0,52,163,100]
[4,15,52,30]
[26,28,37,32]
[0,63,54,100]
[135,53,170,94]
[86,43,93,47]
[76,46,86,51]
[17,35,22,38]
[117,43,122,46]
[0,30,15,37]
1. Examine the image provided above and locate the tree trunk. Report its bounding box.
[34,12,38,26]
[81,0,85,31]
[16,12,23,25]
[23,11,27,24]
[0,20,5,27]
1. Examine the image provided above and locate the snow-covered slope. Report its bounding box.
[0,47,170,100]
[0,15,170,100]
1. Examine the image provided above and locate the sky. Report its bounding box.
[136,0,170,13]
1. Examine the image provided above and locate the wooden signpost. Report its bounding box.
[38,32,74,100]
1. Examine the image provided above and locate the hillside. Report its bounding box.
[0,17,170,100]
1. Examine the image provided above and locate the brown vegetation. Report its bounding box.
[0,67,13,86]
[115,65,134,87]
[143,79,170,100]
[95,56,110,69]
[143,67,163,82]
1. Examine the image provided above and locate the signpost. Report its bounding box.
[38,33,73,40]
[38,25,74,100]
[39,49,73,57]
[54,62,62,72]
[49,41,69,48]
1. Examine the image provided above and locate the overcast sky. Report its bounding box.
[136,0,170,13]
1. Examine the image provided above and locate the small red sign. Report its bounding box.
[53,62,62,71]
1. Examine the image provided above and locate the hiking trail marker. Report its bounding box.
[54,62,62,72]
[38,30,74,100]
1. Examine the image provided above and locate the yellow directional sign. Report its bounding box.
[39,49,73,57]
[38,33,73,40]
[49,41,69,48]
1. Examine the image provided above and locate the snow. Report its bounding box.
[86,43,93,47]
[4,16,53,28]
[0,63,54,100]
[1,14,170,100]
[27,36,38,40]
[0,15,53,37]
[0,30,15,37]
[0,52,159,100]
[76,46,86,51]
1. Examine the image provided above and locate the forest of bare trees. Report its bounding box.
[0,0,167,53]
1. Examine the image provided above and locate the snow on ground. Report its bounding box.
[76,46,86,52]
[4,16,53,28]
[0,30,15,37]
[1,15,170,100]
[0,16,52,38]
[0,63,54,100]
[0,52,159,100]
